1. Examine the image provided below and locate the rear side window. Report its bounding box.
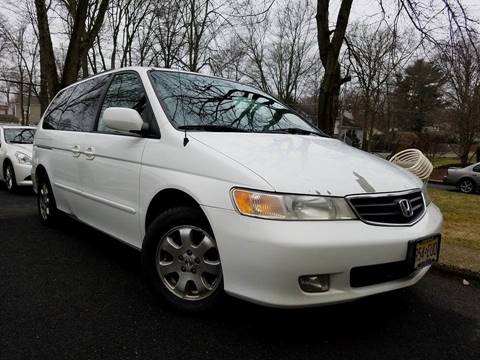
[42,75,110,131]
[97,72,147,133]
[58,75,111,131]
[42,87,74,130]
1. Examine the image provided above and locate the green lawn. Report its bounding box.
[431,157,462,168]
[430,188,480,250]
[431,153,476,168]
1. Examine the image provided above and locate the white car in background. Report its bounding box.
[0,125,36,192]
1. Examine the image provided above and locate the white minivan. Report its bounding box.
[32,67,442,311]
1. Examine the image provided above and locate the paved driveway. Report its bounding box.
[0,187,479,360]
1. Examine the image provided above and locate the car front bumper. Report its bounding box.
[202,203,443,307]
[13,162,33,186]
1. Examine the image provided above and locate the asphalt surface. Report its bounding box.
[428,182,457,191]
[0,186,479,360]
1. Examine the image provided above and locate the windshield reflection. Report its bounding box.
[4,128,36,144]
[149,71,323,135]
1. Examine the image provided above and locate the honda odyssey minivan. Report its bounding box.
[32,67,442,311]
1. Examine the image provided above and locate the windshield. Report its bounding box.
[149,70,324,135]
[4,128,36,144]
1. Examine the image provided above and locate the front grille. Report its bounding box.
[346,190,425,226]
[350,261,415,287]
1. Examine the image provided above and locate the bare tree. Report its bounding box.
[315,0,479,135]
[438,36,480,166]
[180,0,226,72]
[209,35,246,80]
[150,1,186,68]
[345,23,414,150]
[315,0,353,135]
[118,0,154,67]
[0,15,40,125]
[33,0,109,109]
[267,0,316,104]
[236,12,271,92]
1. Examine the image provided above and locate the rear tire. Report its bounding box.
[4,163,17,193]
[142,206,223,312]
[37,175,59,226]
[458,178,475,194]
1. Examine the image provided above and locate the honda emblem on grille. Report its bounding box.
[398,199,414,218]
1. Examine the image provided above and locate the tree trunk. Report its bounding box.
[61,0,88,87]
[38,72,49,114]
[81,53,89,78]
[317,68,340,135]
[34,0,60,101]
[361,96,371,150]
[18,64,25,125]
[316,0,353,135]
[460,153,469,167]
[26,84,32,125]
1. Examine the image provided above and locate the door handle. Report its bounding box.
[84,146,95,160]
[72,145,81,158]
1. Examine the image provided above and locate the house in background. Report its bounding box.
[0,102,17,124]
[0,102,14,115]
[0,95,42,125]
[13,95,42,125]
[334,111,364,148]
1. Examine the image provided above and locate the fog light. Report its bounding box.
[299,275,330,293]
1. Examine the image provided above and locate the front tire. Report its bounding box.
[4,163,17,192]
[458,178,475,194]
[37,175,59,226]
[142,206,223,312]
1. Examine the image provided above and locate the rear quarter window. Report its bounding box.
[42,87,74,130]
[42,75,111,131]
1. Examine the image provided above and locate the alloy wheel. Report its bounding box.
[5,166,13,190]
[155,226,222,301]
[460,180,474,193]
[39,183,51,221]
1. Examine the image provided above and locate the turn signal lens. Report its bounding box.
[231,188,357,220]
[232,189,286,219]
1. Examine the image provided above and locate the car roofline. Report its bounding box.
[0,124,37,128]
[53,66,269,101]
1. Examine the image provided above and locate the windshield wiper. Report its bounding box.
[267,128,326,137]
[178,124,249,132]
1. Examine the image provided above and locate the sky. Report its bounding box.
[1,0,479,106]
[349,0,480,21]
[1,0,480,44]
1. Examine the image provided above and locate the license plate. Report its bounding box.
[408,235,441,270]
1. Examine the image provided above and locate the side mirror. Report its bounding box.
[103,107,145,134]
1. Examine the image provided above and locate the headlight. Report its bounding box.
[15,151,32,165]
[231,188,357,220]
[422,184,431,206]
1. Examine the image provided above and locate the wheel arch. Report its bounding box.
[2,157,12,175]
[144,188,210,233]
[457,176,475,185]
[34,164,50,192]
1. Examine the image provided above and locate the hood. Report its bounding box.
[9,143,33,156]
[190,133,422,196]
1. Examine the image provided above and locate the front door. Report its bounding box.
[76,71,154,246]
